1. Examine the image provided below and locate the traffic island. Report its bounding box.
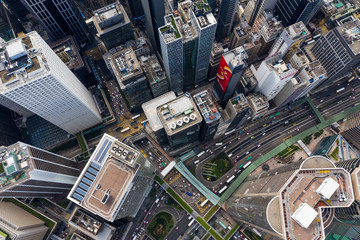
[147,212,174,240]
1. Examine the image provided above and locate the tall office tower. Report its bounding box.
[92,2,134,50]
[0,141,80,198]
[157,95,202,149]
[178,0,193,23]
[174,16,198,90]
[142,0,165,52]
[244,0,278,26]
[215,46,248,102]
[193,89,221,142]
[274,0,323,27]
[191,0,217,84]
[208,42,225,81]
[207,0,217,13]
[83,0,116,10]
[246,93,269,120]
[268,21,310,59]
[108,48,152,112]
[342,112,360,151]
[229,26,248,50]
[0,32,102,134]
[225,93,252,132]
[216,0,239,39]
[159,14,183,93]
[252,11,283,58]
[273,76,307,107]
[140,54,169,98]
[251,53,298,100]
[238,68,258,94]
[225,156,355,240]
[142,91,177,145]
[311,19,360,85]
[126,0,144,19]
[68,134,155,221]
[3,0,29,21]
[0,202,48,239]
[20,0,90,46]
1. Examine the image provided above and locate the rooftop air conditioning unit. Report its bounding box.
[190,113,196,120]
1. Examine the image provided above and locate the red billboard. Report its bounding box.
[216,55,232,92]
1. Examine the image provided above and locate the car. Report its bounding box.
[183,180,186,183]
[250,136,254,139]
[263,124,266,127]
[234,169,237,173]
[352,89,355,92]
[175,226,179,230]
[226,175,229,178]
[259,153,262,156]
[245,151,249,155]
[257,144,261,147]
[238,137,241,140]
[223,146,227,149]
[262,132,266,136]
[229,141,232,144]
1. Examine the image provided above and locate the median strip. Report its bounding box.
[225,224,240,240]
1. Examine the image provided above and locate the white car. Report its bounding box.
[245,151,249,155]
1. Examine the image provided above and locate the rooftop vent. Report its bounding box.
[170,123,177,129]
[177,119,183,126]
[190,113,196,120]
[183,116,190,123]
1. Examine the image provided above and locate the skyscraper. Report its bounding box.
[0,106,22,146]
[191,0,217,84]
[216,0,239,39]
[20,0,90,46]
[141,0,165,52]
[0,141,80,198]
[159,14,183,93]
[225,156,355,240]
[126,0,144,19]
[274,0,323,27]
[244,0,278,26]
[92,2,134,50]
[83,0,116,10]
[311,19,360,86]
[215,46,248,102]
[0,32,102,134]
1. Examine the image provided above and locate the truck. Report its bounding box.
[186,192,193,196]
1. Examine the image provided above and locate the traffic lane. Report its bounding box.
[320,91,360,118]
[165,214,191,240]
[133,140,166,171]
[316,88,358,110]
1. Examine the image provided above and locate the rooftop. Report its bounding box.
[193,89,220,124]
[0,142,32,189]
[0,32,48,91]
[265,54,298,80]
[93,2,129,34]
[140,55,166,84]
[70,207,102,236]
[68,134,140,222]
[286,21,310,41]
[279,156,354,240]
[160,15,182,42]
[175,17,198,42]
[178,0,193,22]
[192,0,216,28]
[223,46,248,71]
[229,93,249,112]
[157,95,202,135]
[246,93,269,110]
[110,48,143,85]
[49,36,84,70]
[142,92,177,132]
[337,18,360,55]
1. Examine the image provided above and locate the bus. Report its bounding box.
[313,34,321,39]
[161,162,166,167]
[188,216,193,220]
[215,142,223,146]
[348,77,355,83]
[219,221,227,229]
[121,127,130,133]
[141,120,148,124]
[226,175,235,183]
[132,114,140,120]
[243,161,251,169]
[197,151,205,157]
[200,199,209,207]
[306,40,315,45]
[194,160,200,165]
[246,156,252,161]
[218,186,228,194]
[238,164,243,169]
[336,87,345,93]
[188,219,195,227]
[275,112,281,116]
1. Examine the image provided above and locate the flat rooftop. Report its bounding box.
[68,134,140,222]
[49,36,84,70]
[70,207,102,236]
[247,93,269,110]
[157,95,202,136]
[142,91,177,132]
[160,15,182,43]
[235,26,247,37]
[111,48,143,84]
[279,157,354,240]
[175,17,198,42]
[193,89,220,123]
[140,55,166,84]
[93,2,129,34]
[223,46,248,71]
[193,0,216,28]
[0,32,48,91]
[229,93,249,112]
[178,0,193,22]
[0,142,32,190]
[286,21,310,40]
[337,19,360,55]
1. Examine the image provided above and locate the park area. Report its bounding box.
[147,212,174,240]
[202,152,233,181]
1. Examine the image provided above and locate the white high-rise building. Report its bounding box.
[0,31,102,134]
[251,53,298,100]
